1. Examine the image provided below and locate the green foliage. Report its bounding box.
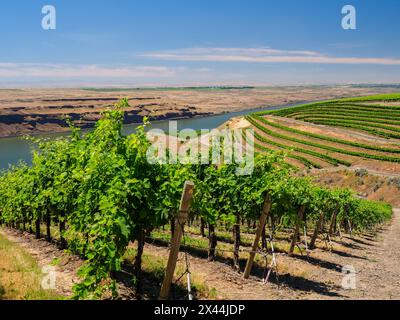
[246,115,352,166]
[0,98,393,299]
[253,129,347,167]
[247,115,400,163]
[262,95,400,140]
[300,119,400,139]
[253,113,400,154]
[253,141,321,168]
[292,113,400,127]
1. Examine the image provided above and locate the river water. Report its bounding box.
[0,103,296,170]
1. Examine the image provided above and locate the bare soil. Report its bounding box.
[273,115,400,147]
[357,102,400,106]
[1,86,399,138]
[144,209,400,300]
[1,209,399,300]
[252,126,332,168]
[334,208,400,299]
[309,168,400,207]
[0,228,82,297]
[248,115,400,175]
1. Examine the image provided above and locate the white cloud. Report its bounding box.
[0,63,177,78]
[141,47,400,65]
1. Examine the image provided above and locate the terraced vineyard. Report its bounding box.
[245,94,400,169]
[0,98,394,300]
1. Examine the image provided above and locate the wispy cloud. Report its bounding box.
[141,47,400,65]
[0,63,177,78]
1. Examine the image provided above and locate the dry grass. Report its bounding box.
[0,232,61,300]
[311,169,400,207]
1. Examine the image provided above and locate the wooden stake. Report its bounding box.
[347,219,353,236]
[338,223,343,240]
[328,207,339,237]
[289,206,306,255]
[59,214,67,250]
[208,224,217,261]
[35,218,41,239]
[200,218,206,237]
[159,181,194,300]
[134,230,146,299]
[243,194,272,279]
[310,213,323,249]
[233,213,241,272]
[46,214,51,242]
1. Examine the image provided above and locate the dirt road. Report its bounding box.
[313,166,400,179]
[335,208,400,299]
[144,208,400,300]
[1,209,399,300]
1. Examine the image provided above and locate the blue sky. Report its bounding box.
[0,0,400,87]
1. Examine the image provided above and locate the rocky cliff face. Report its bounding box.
[0,92,211,137]
[1,86,398,138]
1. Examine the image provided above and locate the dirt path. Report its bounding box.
[145,208,400,300]
[1,210,399,300]
[313,165,400,179]
[335,208,400,299]
[0,228,82,297]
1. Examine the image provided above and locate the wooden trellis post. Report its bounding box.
[328,206,339,236]
[289,206,306,255]
[243,194,272,279]
[159,181,194,300]
[35,218,41,239]
[310,213,324,249]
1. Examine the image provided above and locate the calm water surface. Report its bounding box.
[0,103,297,170]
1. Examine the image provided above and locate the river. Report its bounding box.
[0,103,296,170]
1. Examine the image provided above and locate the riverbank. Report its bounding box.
[1,85,399,139]
[0,99,302,170]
